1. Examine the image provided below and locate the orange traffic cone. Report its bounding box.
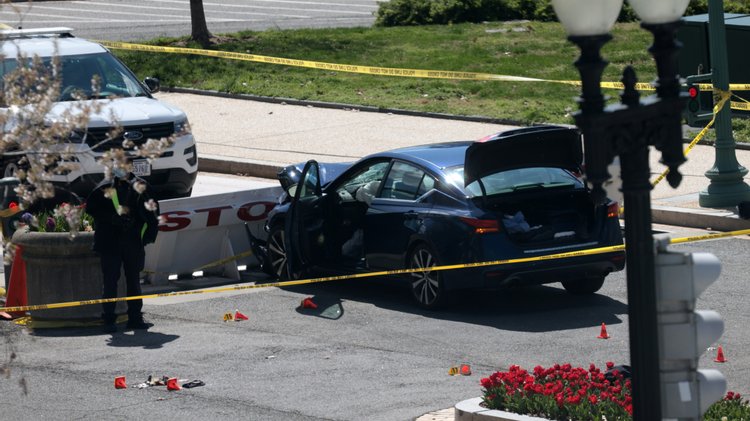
[114,376,127,389]
[234,309,249,321]
[166,377,181,391]
[597,322,610,339]
[460,364,472,376]
[4,245,27,318]
[714,346,727,363]
[300,297,318,309]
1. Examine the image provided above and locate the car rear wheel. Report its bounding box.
[562,276,605,295]
[408,244,447,309]
[267,225,292,281]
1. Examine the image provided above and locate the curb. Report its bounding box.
[454,398,549,421]
[199,154,281,179]
[651,205,750,232]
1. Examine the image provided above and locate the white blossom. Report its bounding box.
[144,198,158,212]
[133,181,147,194]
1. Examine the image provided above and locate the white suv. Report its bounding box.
[1,27,198,199]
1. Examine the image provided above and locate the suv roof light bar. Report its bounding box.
[0,27,74,40]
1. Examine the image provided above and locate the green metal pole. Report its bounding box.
[698,0,750,207]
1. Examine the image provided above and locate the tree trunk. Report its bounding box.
[190,0,212,48]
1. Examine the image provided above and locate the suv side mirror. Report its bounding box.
[143,77,161,93]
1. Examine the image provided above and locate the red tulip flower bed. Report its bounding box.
[480,362,632,421]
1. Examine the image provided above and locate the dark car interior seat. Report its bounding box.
[389,171,422,200]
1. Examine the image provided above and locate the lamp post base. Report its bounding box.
[699,170,750,208]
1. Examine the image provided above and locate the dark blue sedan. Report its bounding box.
[263,126,625,308]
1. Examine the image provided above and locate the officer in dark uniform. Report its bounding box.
[86,168,159,333]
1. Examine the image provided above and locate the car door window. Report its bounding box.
[298,162,320,199]
[379,161,434,201]
[335,160,389,204]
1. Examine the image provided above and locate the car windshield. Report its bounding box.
[1,52,148,101]
[447,166,582,198]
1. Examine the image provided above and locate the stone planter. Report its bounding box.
[11,229,126,321]
[455,397,550,421]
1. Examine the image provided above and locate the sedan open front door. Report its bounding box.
[285,160,325,279]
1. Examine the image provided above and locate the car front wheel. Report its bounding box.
[267,225,292,281]
[562,276,605,295]
[407,244,447,309]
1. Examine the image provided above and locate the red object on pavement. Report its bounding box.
[114,376,127,389]
[597,322,610,339]
[460,364,472,376]
[300,297,318,309]
[714,346,727,363]
[234,310,249,320]
[4,246,27,317]
[167,377,181,391]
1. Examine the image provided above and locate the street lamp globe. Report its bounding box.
[627,0,690,24]
[551,0,624,36]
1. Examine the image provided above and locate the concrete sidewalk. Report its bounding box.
[158,89,750,232]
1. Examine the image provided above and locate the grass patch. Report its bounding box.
[114,21,749,142]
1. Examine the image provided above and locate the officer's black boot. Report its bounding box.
[102,313,117,333]
[126,313,150,330]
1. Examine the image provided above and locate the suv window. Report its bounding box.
[1,53,148,101]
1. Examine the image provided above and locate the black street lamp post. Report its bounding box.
[551,1,690,419]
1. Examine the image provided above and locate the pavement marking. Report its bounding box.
[71,1,307,18]
[153,0,373,15]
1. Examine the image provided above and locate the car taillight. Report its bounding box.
[460,217,500,234]
[607,202,620,218]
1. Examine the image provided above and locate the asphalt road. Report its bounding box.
[0,0,379,41]
[1,228,747,420]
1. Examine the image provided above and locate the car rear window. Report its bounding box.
[447,166,583,198]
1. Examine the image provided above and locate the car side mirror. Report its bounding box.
[144,77,160,93]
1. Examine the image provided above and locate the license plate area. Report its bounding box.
[132,159,151,176]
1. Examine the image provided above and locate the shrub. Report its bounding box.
[480,364,749,421]
[480,362,632,420]
[375,0,750,27]
[704,391,750,420]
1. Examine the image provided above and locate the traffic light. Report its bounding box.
[683,73,714,128]
[654,235,726,419]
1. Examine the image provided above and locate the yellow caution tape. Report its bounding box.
[698,83,750,91]
[99,40,547,83]
[101,41,750,111]
[651,90,732,188]
[668,228,750,244]
[3,227,749,314]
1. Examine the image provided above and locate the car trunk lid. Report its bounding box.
[464,126,583,187]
